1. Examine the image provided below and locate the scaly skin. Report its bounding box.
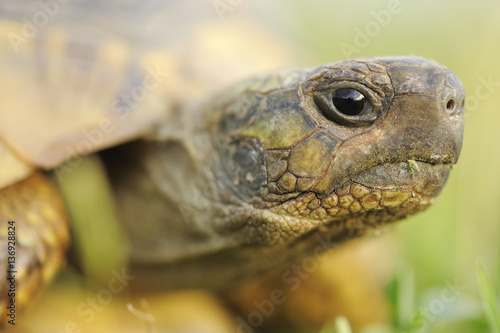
[0,172,69,319]
[106,57,464,290]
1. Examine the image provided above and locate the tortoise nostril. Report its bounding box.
[446,99,455,110]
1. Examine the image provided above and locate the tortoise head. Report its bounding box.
[112,57,464,289]
[211,56,464,245]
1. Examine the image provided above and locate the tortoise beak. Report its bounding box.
[314,57,465,194]
[382,56,465,165]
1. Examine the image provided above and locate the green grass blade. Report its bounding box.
[54,155,130,285]
[319,316,352,333]
[477,261,500,333]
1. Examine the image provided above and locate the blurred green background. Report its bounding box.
[16,0,500,332]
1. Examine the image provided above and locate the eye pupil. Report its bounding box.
[332,88,366,116]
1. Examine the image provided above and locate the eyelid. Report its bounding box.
[315,81,383,110]
[312,82,382,127]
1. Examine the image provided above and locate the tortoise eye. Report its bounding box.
[332,89,366,116]
[313,86,379,127]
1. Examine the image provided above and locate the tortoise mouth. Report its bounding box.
[351,160,451,198]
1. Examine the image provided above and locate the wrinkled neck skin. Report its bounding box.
[110,57,464,290]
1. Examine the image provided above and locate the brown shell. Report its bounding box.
[0,1,294,188]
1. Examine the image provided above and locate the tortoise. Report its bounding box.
[0,0,464,325]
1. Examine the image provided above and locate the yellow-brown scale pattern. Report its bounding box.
[269,183,426,221]
[0,172,69,318]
